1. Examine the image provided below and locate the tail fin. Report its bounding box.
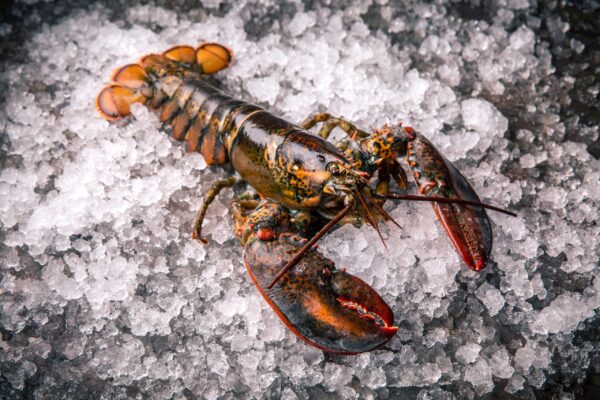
[195,43,233,74]
[97,63,149,120]
[97,42,233,121]
[96,84,146,120]
[163,45,197,64]
[111,64,148,89]
[156,43,233,73]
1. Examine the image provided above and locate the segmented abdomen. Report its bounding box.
[150,75,263,165]
[97,43,263,165]
[97,43,351,212]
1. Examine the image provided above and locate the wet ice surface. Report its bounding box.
[1,0,599,398]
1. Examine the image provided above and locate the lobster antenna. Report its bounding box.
[267,205,352,289]
[380,193,517,217]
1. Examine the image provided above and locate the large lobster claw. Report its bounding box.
[236,201,397,354]
[406,135,493,271]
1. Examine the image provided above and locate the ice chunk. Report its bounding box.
[246,76,281,105]
[520,153,535,168]
[508,0,530,9]
[287,12,316,37]
[476,283,506,316]
[532,292,595,334]
[464,359,493,393]
[509,26,535,52]
[461,99,508,138]
[490,348,514,379]
[514,345,536,372]
[127,300,173,336]
[455,343,482,364]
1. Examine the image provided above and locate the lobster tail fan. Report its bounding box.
[163,45,196,64]
[196,43,233,74]
[138,53,167,71]
[96,84,145,120]
[97,42,232,121]
[111,64,148,89]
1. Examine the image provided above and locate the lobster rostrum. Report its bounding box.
[96,43,515,353]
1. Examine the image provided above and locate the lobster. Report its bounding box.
[96,43,515,353]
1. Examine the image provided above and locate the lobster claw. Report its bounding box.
[407,135,493,271]
[244,236,397,353]
[237,200,396,353]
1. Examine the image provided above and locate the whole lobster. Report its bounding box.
[97,43,515,353]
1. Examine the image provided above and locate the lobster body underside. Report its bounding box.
[96,43,510,353]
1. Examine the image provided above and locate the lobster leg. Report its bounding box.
[192,176,239,243]
[235,200,397,354]
[300,112,370,140]
[230,198,262,244]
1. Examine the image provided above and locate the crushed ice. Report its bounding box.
[1,0,599,398]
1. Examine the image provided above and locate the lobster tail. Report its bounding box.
[97,43,242,165]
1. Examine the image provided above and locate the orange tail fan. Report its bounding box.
[97,43,234,121]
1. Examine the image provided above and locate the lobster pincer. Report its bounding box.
[232,199,397,354]
[355,125,508,271]
[298,115,515,272]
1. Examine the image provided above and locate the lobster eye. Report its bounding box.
[327,163,342,176]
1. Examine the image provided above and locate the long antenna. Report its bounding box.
[268,192,516,288]
[380,193,517,217]
[267,205,351,289]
